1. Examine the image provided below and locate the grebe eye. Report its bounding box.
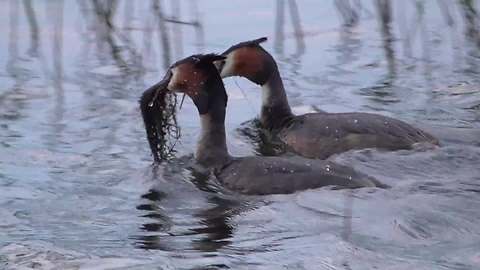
[216,60,226,72]
[164,70,173,80]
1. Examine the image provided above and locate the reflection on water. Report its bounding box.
[1,0,480,269]
[375,0,395,81]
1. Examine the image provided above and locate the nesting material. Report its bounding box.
[139,79,181,163]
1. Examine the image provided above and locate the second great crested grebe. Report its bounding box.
[140,53,390,195]
[214,37,441,160]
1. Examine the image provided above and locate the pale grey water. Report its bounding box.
[1,0,480,269]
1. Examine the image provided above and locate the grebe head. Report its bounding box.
[167,53,227,115]
[215,37,273,86]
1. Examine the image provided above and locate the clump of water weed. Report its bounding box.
[139,79,181,163]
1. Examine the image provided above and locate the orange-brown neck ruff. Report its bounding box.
[170,64,206,97]
[231,47,264,82]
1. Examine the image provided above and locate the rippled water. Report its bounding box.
[1,0,480,269]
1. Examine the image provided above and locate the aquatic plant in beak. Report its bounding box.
[139,70,181,164]
[139,54,226,164]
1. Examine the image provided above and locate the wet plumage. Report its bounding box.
[277,112,439,159]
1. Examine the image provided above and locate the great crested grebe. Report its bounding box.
[140,53,390,195]
[214,37,440,160]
